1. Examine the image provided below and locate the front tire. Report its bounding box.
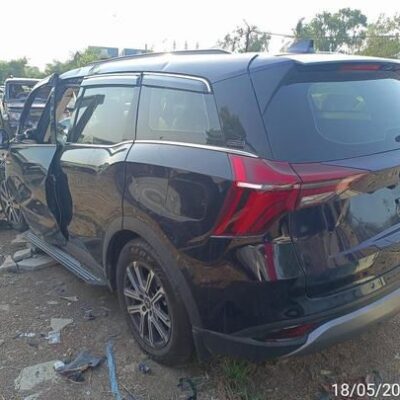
[116,238,193,365]
[0,178,27,232]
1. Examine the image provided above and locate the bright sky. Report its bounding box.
[1,0,398,69]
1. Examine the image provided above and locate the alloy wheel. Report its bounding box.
[123,261,172,348]
[0,180,23,226]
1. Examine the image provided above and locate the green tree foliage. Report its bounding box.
[0,58,45,82]
[218,21,271,53]
[294,8,368,52]
[360,14,400,58]
[44,47,101,75]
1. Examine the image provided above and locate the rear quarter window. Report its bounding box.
[137,86,224,146]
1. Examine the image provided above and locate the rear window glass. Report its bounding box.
[264,72,400,162]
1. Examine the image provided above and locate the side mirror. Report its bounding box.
[0,128,9,149]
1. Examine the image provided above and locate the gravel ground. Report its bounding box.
[1,223,400,400]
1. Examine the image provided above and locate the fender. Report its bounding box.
[102,215,203,328]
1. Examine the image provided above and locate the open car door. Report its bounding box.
[5,74,67,243]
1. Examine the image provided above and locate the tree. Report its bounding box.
[294,8,368,53]
[218,21,271,53]
[360,14,400,58]
[0,58,45,82]
[45,47,101,75]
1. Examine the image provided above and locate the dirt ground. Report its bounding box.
[2,223,400,400]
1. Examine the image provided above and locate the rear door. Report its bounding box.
[56,74,140,273]
[255,60,400,296]
[125,73,233,250]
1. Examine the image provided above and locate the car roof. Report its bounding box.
[4,78,40,84]
[60,52,400,84]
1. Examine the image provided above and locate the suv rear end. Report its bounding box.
[193,54,400,360]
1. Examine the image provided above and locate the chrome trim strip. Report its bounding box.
[237,182,295,191]
[134,140,258,158]
[64,140,134,149]
[287,286,400,357]
[143,72,212,93]
[82,73,140,86]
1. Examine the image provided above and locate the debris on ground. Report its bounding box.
[83,309,96,321]
[0,255,18,273]
[320,369,334,376]
[177,378,197,400]
[16,332,36,339]
[14,361,59,391]
[16,254,57,272]
[59,295,79,303]
[0,339,5,347]
[50,318,73,332]
[46,331,61,345]
[138,361,151,375]
[53,361,65,372]
[12,248,33,262]
[121,383,140,400]
[106,340,123,400]
[1,247,57,274]
[55,350,104,382]
[45,318,73,344]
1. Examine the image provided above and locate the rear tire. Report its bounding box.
[116,238,193,365]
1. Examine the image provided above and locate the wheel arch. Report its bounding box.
[103,216,202,328]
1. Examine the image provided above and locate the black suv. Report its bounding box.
[1,50,400,365]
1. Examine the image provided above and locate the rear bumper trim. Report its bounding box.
[194,286,400,362]
[287,286,400,356]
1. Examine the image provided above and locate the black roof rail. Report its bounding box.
[287,39,315,54]
[89,48,231,67]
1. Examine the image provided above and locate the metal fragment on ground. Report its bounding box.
[59,295,79,302]
[56,350,105,382]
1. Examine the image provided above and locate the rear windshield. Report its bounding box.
[264,67,400,162]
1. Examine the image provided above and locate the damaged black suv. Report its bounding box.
[2,50,400,365]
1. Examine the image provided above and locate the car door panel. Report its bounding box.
[55,76,139,275]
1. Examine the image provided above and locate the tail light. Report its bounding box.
[263,322,317,341]
[340,63,382,72]
[213,154,366,237]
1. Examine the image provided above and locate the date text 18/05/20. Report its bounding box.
[332,383,400,398]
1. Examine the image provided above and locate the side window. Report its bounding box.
[21,85,52,132]
[137,85,224,146]
[70,85,137,145]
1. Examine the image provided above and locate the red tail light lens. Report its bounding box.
[340,63,382,72]
[264,323,317,341]
[213,155,300,236]
[213,155,366,237]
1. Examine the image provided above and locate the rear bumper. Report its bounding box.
[194,286,400,362]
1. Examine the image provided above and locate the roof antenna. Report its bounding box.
[287,39,315,54]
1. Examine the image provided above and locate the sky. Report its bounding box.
[1,0,399,69]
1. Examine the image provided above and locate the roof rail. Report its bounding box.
[89,48,231,67]
[287,39,315,54]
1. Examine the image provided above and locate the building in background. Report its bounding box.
[120,48,148,56]
[89,46,119,59]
